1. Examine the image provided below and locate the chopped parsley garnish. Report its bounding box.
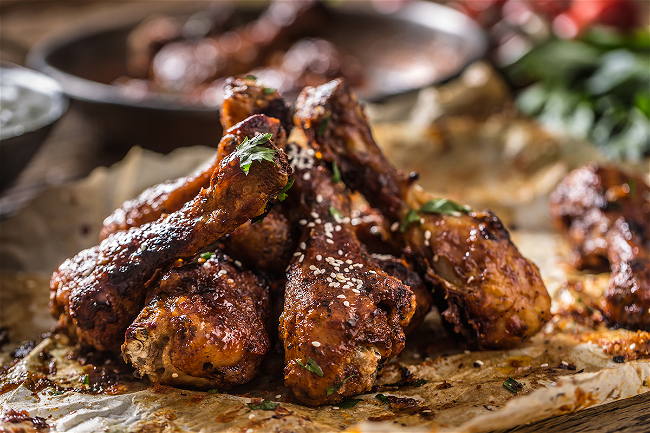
[332,161,341,183]
[296,357,324,377]
[318,111,332,136]
[419,198,471,215]
[628,179,636,195]
[329,206,343,219]
[412,378,428,387]
[400,209,421,232]
[375,393,389,403]
[338,398,362,408]
[503,377,523,394]
[80,374,89,385]
[263,87,276,95]
[326,374,357,396]
[245,75,257,81]
[50,389,65,395]
[234,133,276,175]
[277,178,295,202]
[247,400,279,410]
[207,389,219,394]
[200,252,215,260]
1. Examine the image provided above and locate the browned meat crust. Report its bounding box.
[100,114,284,241]
[50,132,290,352]
[122,251,270,389]
[294,78,551,349]
[280,149,415,405]
[550,164,650,330]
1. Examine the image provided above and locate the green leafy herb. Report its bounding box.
[329,206,343,219]
[503,377,524,394]
[296,357,324,377]
[247,400,279,410]
[338,398,362,408]
[318,111,332,136]
[419,198,471,215]
[50,389,65,395]
[400,209,421,232]
[326,374,357,396]
[251,212,268,224]
[200,252,215,260]
[234,133,276,175]
[277,179,295,202]
[412,378,429,387]
[207,389,219,394]
[245,74,257,81]
[332,161,341,183]
[263,87,276,95]
[375,393,389,403]
[80,374,89,385]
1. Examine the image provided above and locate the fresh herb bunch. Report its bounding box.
[506,27,650,160]
[234,133,277,175]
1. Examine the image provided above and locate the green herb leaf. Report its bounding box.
[412,378,428,387]
[326,374,357,396]
[329,206,343,219]
[207,389,219,394]
[234,133,276,175]
[277,178,295,202]
[263,87,276,95]
[375,393,389,403]
[332,161,341,183]
[318,111,332,136]
[50,389,65,395]
[400,209,421,232]
[251,212,268,224]
[200,252,215,260]
[628,179,636,196]
[503,377,523,394]
[247,400,279,410]
[419,198,471,215]
[296,357,324,377]
[338,398,362,408]
[245,74,257,81]
[80,374,89,385]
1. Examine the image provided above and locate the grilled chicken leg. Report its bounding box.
[551,164,650,330]
[294,78,551,349]
[280,145,415,405]
[50,132,290,352]
[123,251,271,389]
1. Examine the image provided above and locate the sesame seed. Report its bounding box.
[218,270,227,276]
[227,279,234,284]
[390,222,399,232]
[327,239,334,244]
[299,219,308,225]
[424,239,430,247]
[327,278,333,282]
[311,212,319,219]
[307,222,315,228]
[473,360,484,367]
[316,255,322,261]
[316,195,323,203]
[343,301,350,307]
[337,295,346,299]
[420,218,425,225]
[275,394,282,399]
[425,230,431,240]
[464,350,471,354]
[315,218,322,224]
[467,276,475,283]
[338,250,343,255]
[541,363,549,367]
[630,343,636,350]
[300,242,306,250]
[561,361,568,366]
[335,225,342,231]
[312,341,321,347]
[433,254,439,262]
[299,255,305,263]
[303,173,311,181]
[293,252,302,257]
[332,406,340,410]
[172,373,179,378]
[346,260,353,264]
[234,260,242,267]
[309,265,317,270]
[249,414,255,420]
[369,270,376,274]
[352,289,360,294]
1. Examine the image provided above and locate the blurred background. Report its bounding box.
[0,0,648,219]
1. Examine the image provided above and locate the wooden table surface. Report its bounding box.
[1,1,648,431]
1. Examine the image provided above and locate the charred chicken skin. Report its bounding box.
[280,145,416,405]
[100,78,289,241]
[550,164,650,330]
[123,251,271,389]
[294,78,551,349]
[50,131,290,352]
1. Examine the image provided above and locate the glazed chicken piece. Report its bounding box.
[550,164,650,330]
[294,78,551,349]
[100,78,290,240]
[50,133,290,352]
[280,145,415,405]
[123,251,271,389]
